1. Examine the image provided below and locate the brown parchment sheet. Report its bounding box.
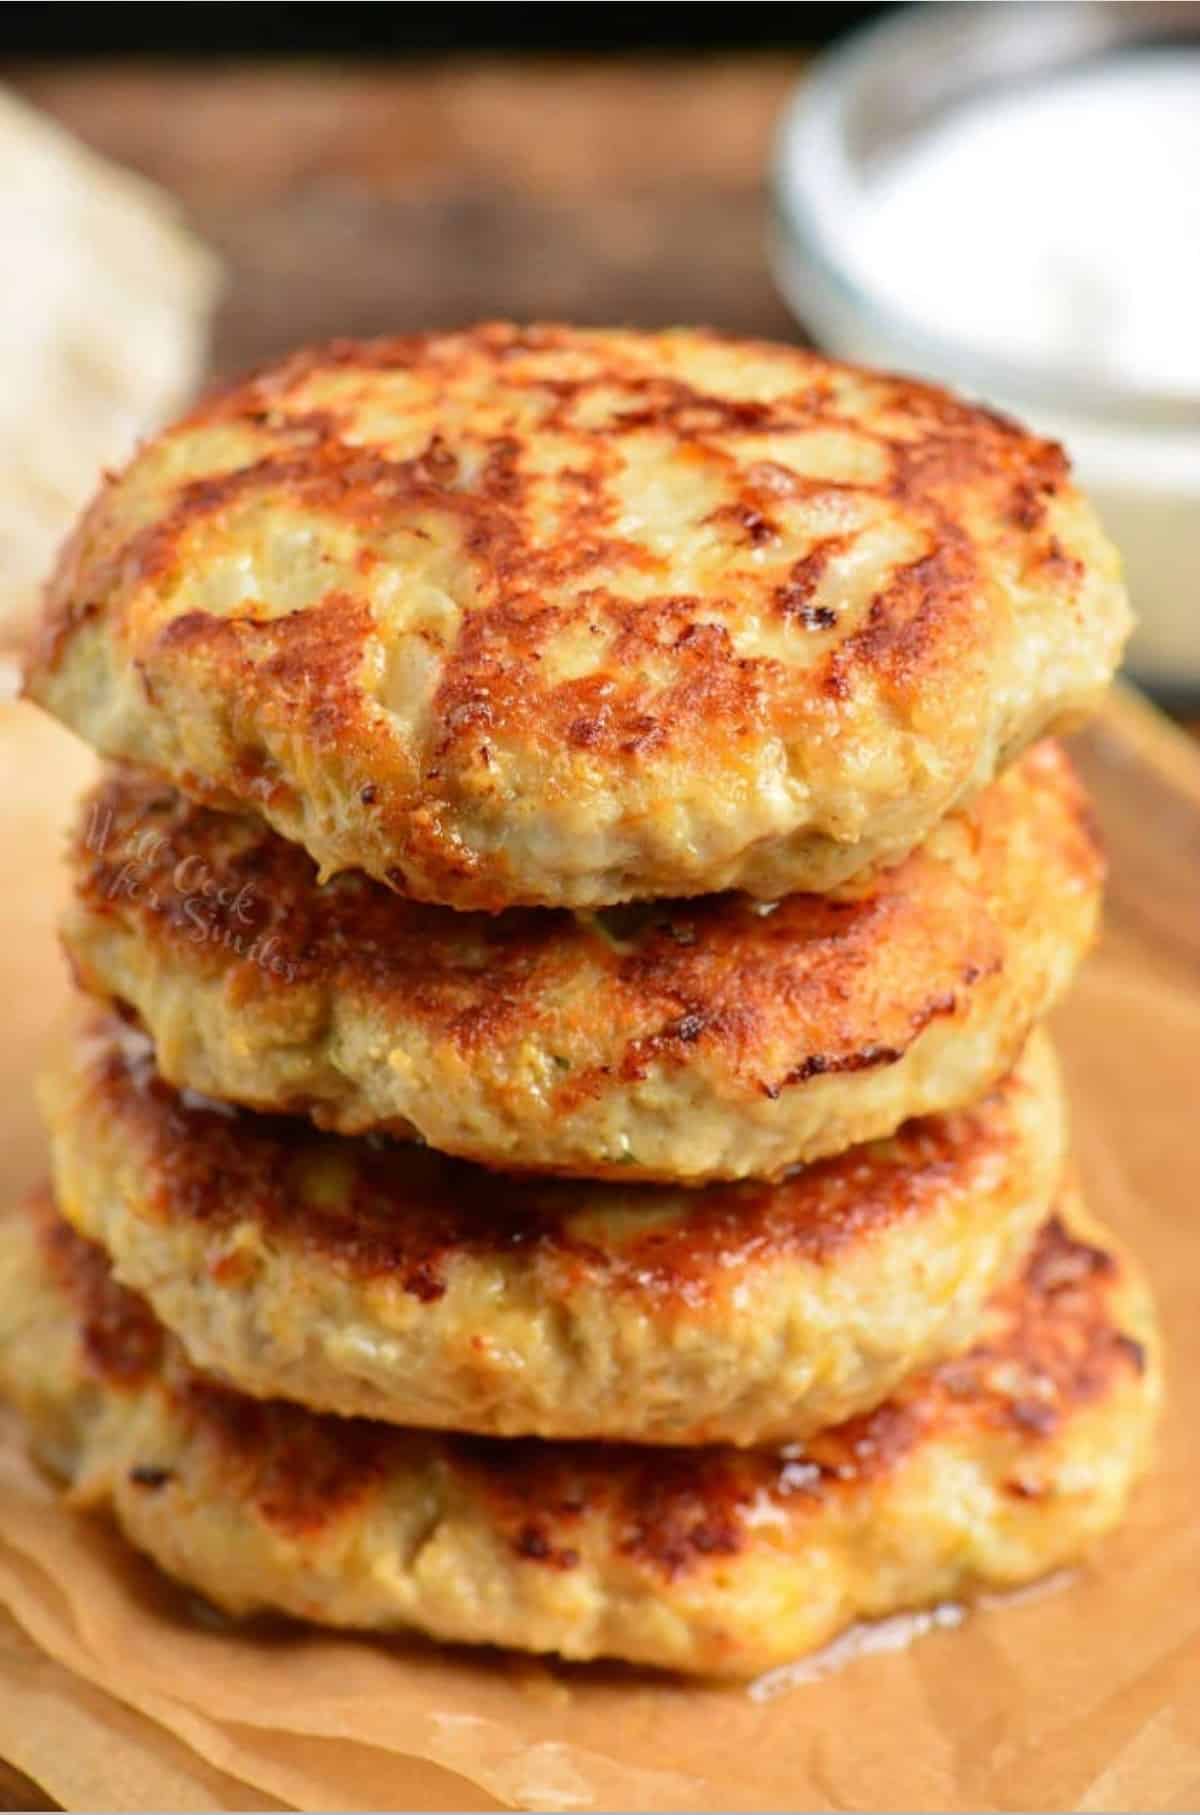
[1,697,1198,1813]
[0,1607,285,1812]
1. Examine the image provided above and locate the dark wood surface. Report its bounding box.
[9,58,803,379]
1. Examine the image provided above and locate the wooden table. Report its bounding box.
[8,56,803,379]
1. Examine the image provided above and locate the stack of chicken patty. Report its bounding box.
[8,325,1159,1677]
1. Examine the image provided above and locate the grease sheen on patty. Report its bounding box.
[0,1187,1159,1677]
[63,742,1099,1181]
[42,1005,1064,1445]
[27,324,1129,908]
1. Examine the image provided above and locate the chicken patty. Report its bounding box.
[0,1186,1158,1677]
[26,324,1129,909]
[43,1005,1063,1444]
[62,742,1100,1182]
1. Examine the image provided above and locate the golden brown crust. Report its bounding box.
[45,1006,1056,1309]
[24,1188,1154,1526]
[27,324,1130,908]
[478,1213,1150,1562]
[40,1004,1064,1444]
[28,1184,392,1534]
[3,1186,1157,1676]
[62,742,1101,1178]
[464,1209,1149,1576]
[32,1187,163,1388]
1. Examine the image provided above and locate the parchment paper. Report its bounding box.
[1,700,1197,1812]
[0,1607,283,1811]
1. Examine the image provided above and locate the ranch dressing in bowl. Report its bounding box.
[775,12,1200,693]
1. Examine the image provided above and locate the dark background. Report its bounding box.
[4,3,887,58]
[6,7,857,369]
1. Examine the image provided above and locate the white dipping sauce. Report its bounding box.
[847,53,1200,395]
[782,50,1200,686]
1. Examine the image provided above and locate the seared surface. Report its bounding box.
[42,1004,1064,1442]
[0,1187,1159,1676]
[28,325,1128,908]
[63,742,1100,1180]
